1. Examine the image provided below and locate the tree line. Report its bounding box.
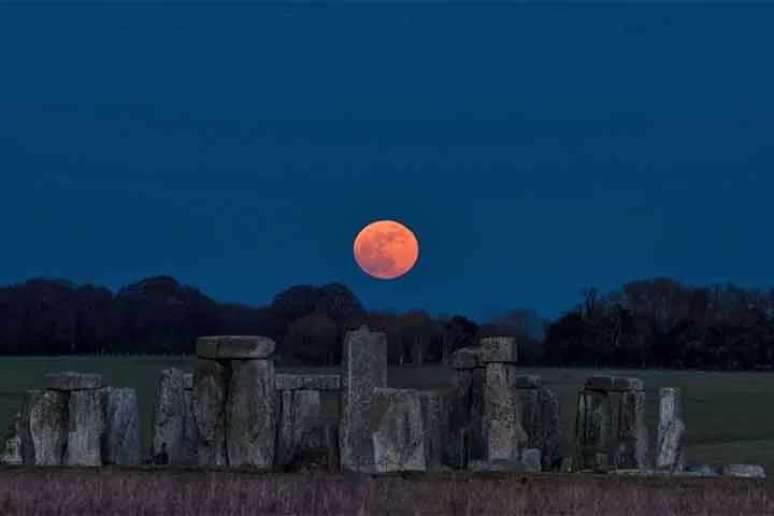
[0,276,773,370]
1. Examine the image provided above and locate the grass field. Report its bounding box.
[1,357,773,474]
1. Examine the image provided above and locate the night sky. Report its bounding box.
[2,3,773,321]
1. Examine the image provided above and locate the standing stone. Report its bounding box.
[101,387,140,466]
[419,390,447,471]
[339,325,388,472]
[65,389,104,466]
[538,387,561,470]
[657,387,685,472]
[445,367,474,468]
[27,389,68,465]
[182,383,199,465]
[193,359,228,467]
[479,337,518,363]
[517,384,560,470]
[226,359,275,468]
[151,368,190,465]
[484,362,527,461]
[0,411,24,465]
[371,388,426,473]
[276,390,323,467]
[617,389,648,470]
[574,389,613,471]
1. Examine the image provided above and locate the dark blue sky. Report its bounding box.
[2,3,773,321]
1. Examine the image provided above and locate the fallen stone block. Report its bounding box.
[478,337,518,364]
[371,388,426,473]
[275,373,341,391]
[101,387,140,466]
[226,359,275,468]
[46,372,102,391]
[65,389,104,466]
[196,335,276,359]
[722,464,766,479]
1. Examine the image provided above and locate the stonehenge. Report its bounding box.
[0,331,764,480]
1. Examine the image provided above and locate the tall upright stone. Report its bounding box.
[275,374,340,469]
[101,387,140,466]
[193,359,228,467]
[574,389,613,471]
[339,325,388,472]
[419,390,447,470]
[27,389,68,465]
[0,411,24,465]
[65,389,105,466]
[182,373,199,465]
[151,368,192,465]
[226,358,275,468]
[371,388,426,473]
[193,335,276,468]
[657,387,685,472]
[617,389,648,470]
[483,362,527,461]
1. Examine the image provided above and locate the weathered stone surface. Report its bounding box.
[0,411,23,465]
[722,464,765,479]
[451,348,481,370]
[151,368,194,465]
[276,390,324,467]
[196,335,276,359]
[27,389,68,465]
[371,388,426,473]
[677,464,720,477]
[484,363,527,461]
[521,448,542,472]
[468,459,532,472]
[193,359,228,466]
[46,372,102,391]
[656,387,685,472]
[182,389,199,464]
[340,325,388,472]
[616,389,648,470]
[227,359,275,468]
[586,375,644,392]
[183,372,194,390]
[559,456,573,473]
[445,370,473,468]
[419,390,447,471]
[515,375,541,389]
[479,337,518,363]
[517,385,560,470]
[101,387,140,466]
[574,389,613,471]
[65,389,104,466]
[275,374,341,391]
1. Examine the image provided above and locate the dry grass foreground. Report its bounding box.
[0,467,772,516]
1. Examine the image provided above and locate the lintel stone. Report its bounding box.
[196,335,276,359]
[478,337,518,364]
[275,373,341,391]
[586,375,643,392]
[46,372,102,391]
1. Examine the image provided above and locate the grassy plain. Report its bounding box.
[1,357,773,473]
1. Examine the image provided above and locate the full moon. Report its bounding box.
[353,220,419,280]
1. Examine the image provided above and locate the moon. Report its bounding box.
[353,220,419,280]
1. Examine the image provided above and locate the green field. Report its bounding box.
[2,357,773,474]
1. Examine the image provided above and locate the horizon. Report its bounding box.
[3,4,773,321]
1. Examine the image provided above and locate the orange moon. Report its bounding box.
[353,220,419,279]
